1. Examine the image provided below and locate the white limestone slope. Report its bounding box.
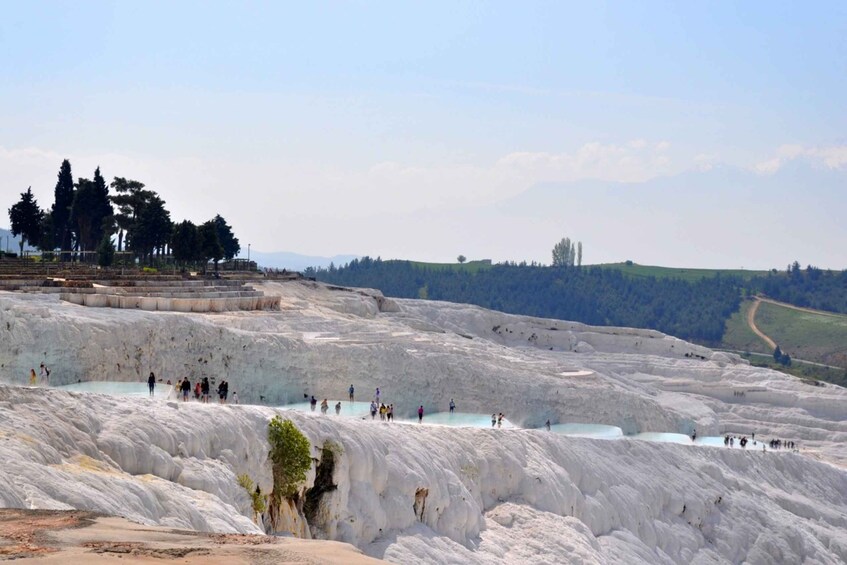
[1,281,847,563]
[1,386,846,564]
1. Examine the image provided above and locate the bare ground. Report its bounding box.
[0,509,384,564]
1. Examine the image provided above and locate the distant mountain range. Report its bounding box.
[0,228,34,254]
[248,250,358,271]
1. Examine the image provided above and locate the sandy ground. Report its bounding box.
[0,509,385,564]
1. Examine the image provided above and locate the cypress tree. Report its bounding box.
[52,159,75,258]
[71,167,114,255]
[90,167,114,248]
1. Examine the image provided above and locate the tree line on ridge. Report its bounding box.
[7,159,239,268]
[307,257,847,344]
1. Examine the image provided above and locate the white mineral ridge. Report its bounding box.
[1,281,846,564]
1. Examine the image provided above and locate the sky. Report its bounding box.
[1,1,846,269]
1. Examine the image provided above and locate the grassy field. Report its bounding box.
[594,262,768,282]
[401,260,770,280]
[753,301,847,369]
[732,352,847,388]
[721,299,772,354]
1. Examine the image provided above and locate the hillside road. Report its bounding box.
[747,298,777,350]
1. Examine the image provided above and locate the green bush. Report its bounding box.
[237,474,267,515]
[96,235,115,267]
[268,416,312,500]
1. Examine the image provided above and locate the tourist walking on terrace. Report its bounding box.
[181,378,191,401]
[546,419,551,431]
[29,368,37,386]
[201,377,210,403]
[349,384,355,402]
[418,405,424,423]
[148,372,156,397]
[40,363,50,384]
[370,401,377,419]
[310,395,318,411]
[449,399,455,414]
[232,391,239,404]
[321,398,329,414]
[375,387,381,404]
[491,413,496,427]
[335,401,342,415]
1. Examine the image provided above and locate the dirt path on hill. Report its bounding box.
[747,298,777,351]
[757,296,846,318]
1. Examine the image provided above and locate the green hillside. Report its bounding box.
[595,262,768,282]
[406,259,493,273]
[754,301,847,369]
[721,300,770,354]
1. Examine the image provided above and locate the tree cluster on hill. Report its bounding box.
[308,258,742,342]
[750,262,847,314]
[552,237,582,267]
[773,345,792,367]
[6,159,240,268]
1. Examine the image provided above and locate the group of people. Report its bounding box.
[28,363,50,385]
[724,435,749,448]
[307,387,429,424]
[768,438,796,450]
[371,401,396,421]
[176,377,237,404]
[721,434,796,451]
[309,386,512,427]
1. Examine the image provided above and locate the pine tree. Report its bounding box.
[171,220,201,267]
[131,195,172,263]
[199,220,223,271]
[212,215,240,260]
[8,187,44,256]
[110,177,152,252]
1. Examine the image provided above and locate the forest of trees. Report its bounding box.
[6,159,240,268]
[308,258,847,344]
[308,258,743,342]
[749,262,847,314]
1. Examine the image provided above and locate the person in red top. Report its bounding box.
[417,405,424,423]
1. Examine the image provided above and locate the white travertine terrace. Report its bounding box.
[1,280,845,563]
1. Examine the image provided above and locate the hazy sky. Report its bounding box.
[2,1,845,268]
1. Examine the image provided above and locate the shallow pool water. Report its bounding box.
[57,381,171,399]
[550,423,624,439]
[695,436,761,449]
[694,436,730,447]
[421,412,515,428]
[278,400,375,418]
[631,432,693,444]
